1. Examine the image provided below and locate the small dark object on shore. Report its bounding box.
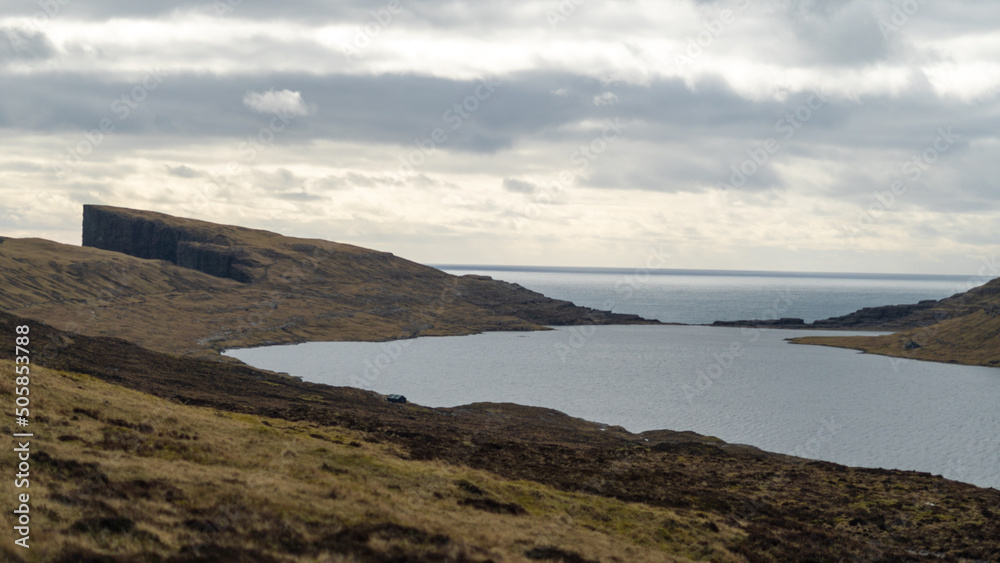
[386,394,407,404]
[904,340,922,350]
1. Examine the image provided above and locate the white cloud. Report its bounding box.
[243,89,310,116]
[3,1,1000,274]
[593,92,619,106]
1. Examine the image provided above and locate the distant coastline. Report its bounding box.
[436,264,974,282]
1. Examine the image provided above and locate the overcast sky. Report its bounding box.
[1,0,998,274]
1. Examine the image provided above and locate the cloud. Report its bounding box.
[593,92,619,106]
[0,27,55,62]
[502,178,537,194]
[243,89,310,117]
[166,164,201,178]
[274,190,324,202]
[772,0,890,67]
[1,0,999,273]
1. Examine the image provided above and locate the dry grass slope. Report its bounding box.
[793,276,1000,367]
[0,207,655,359]
[2,312,997,562]
[0,362,741,562]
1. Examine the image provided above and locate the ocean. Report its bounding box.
[226,267,1000,489]
[436,266,981,324]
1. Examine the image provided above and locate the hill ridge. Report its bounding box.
[0,206,656,357]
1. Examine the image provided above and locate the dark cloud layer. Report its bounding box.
[3,70,995,190]
[1,0,999,269]
[0,27,54,62]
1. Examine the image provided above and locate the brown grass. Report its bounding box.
[2,313,998,561]
[0,361,742,562]
[793,309,1000,367]
[0,236,545,359]
[792,275,1000,368]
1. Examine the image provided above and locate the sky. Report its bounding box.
[1,0,999,275]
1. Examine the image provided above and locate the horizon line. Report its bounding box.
[432,264,988,281]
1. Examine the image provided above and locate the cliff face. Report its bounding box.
[83,204,187,262]
[83,205,260,283]
[2,205,658,356]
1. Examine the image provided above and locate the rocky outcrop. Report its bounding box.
[793,276,1000,366]
[712,299,952,331]
[83,205,261,283]
[712,317,806,328]
[175,241,258,283]
[457,276,650,326]
[809,300,940,329]
[25,205,661,355]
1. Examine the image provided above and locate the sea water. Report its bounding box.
[437,266,977,324]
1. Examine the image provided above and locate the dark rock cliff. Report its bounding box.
[79,205,660,329]
[710,299,955,331]
[709,301,941,331]
[83,205,257,283]
[810,300,940,329]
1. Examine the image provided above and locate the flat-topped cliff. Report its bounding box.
[0,206,655,357]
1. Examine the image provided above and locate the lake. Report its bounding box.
[226,268,1000,489]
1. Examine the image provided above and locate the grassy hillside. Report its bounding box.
[0,362,741,562]
[0,207,652,358]
[2,312,998,562]
[2,206,999,561]
[793,277,1000,367]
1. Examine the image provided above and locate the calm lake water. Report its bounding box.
[226,268,1000,489]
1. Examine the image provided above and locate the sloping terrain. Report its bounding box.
[0,361,737,562]
[792,277,1000,367]
[715,276,1000,332]
[0,206,653,358]
[2,312,998,562]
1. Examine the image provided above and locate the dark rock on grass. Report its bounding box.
[316,522,464,562]
[456,479,487,496]
[166,544,282,563]
[525,546,599,563]
[458,497,527,516]
[712,317,806,328]
[34,452,110,487]
[52,550,123,563]
[70,516,135,535]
